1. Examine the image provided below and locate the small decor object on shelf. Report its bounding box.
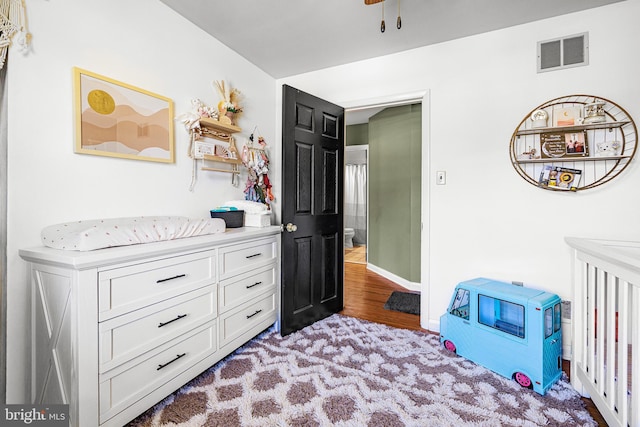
[583,98,606,124]
[595,140,622,157]
[540,132,566,158]
[530,109,548,128]
[213,80,243,125]
[540,131,588,158]
[552,106,582,127]
[517,147,539,160]
[539,165,582,191]
[176,98,219,133]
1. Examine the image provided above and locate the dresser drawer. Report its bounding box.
[98,250,215,321]
[99,285,217,372]
[219,237,277,279]
[99,321,217,424]
[219,292,276,347]
[219,265,276,314]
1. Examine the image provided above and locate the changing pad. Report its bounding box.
[41,216,226,251]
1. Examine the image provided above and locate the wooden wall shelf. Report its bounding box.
[199,117,241,134]
[190,119,243,178]
[202,154,241,165]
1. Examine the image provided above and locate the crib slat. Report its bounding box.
[596,268,606,395]
[616,279,629,425]
[604,274,616,409]
[588,264,597,384]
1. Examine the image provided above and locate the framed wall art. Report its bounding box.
[73,67,175,163]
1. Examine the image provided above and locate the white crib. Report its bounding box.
[566,237,639,427]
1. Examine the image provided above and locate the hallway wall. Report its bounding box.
[368,104,422,283]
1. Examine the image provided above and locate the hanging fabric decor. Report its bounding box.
[0,0,30,70]
[242,127,274,207]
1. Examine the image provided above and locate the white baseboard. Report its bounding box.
[366,263,421,292]
[427,318,441,333]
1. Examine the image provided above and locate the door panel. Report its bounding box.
[296,142,313,213]
[281,85,344,335]
[320,233,338,303]
[293,236,312,313]
[322,149,338,213]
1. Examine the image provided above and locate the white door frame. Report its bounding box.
[341,90,431,330]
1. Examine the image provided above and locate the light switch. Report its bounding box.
[436,171,446,185]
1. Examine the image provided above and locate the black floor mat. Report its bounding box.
[383,291,420,315]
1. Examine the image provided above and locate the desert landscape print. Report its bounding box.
[76,69,174,162]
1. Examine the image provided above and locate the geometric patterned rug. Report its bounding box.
[126,314,596,426]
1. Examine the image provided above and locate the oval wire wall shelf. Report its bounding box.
[510,94,637,191]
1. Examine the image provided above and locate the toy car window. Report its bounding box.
[449,288,470,320]
[545,307,553,338]
[478,294,525,338]
[554,303,562,333]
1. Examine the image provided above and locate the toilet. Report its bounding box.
[344,228,355,248]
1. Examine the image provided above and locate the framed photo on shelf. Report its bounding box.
[540,130,588,158]
[538,165,582,191]
[552,106,582,127]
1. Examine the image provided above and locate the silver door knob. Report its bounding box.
[285,223,297,232]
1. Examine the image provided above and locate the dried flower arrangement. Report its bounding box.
[213,80,243,125]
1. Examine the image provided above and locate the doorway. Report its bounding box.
[342,92,428,327]
[344,100,422,280]
[344,145,368,265]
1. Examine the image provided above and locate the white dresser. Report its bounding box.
[19,226,281,427]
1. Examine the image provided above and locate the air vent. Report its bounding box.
[537,32,589,73]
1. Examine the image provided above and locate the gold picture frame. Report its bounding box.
[74,67,175,163]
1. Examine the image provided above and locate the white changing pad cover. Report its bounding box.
[41,216,226,251]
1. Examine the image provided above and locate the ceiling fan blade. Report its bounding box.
[364,0,384,4]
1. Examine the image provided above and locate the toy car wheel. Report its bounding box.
[514,372,532,389]
[443,340,456,353]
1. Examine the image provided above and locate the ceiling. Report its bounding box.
[158,0,623,79]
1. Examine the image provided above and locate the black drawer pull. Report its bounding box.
[156,274,186,283]
[157,353,186,371]
[245,253,262,259]
[246,281,263,289]
[158,314,187,328]
[246,309,263,319]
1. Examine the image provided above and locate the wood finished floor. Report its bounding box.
[344,245,366,264]
[339,262,608,426]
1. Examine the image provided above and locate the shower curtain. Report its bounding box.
[345,164,367,245]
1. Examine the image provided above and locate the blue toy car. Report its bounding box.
[439,277,563,395]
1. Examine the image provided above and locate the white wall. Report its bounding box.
[277,0,640,330]
[5,0,276,402]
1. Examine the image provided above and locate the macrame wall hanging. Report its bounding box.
[0,0,30,70]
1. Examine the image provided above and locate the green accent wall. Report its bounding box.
[346,123,368,146]
[368,104,421,282]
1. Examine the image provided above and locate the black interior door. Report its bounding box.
[280,85,344,336]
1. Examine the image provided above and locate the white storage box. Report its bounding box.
[244,211,271,227]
